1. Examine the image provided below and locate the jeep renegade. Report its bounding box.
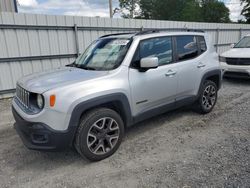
[12,30,222,161]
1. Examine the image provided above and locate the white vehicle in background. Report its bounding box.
[219,34,250,79]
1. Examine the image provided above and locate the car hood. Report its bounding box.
[17,67,109,93]
[221,48,250,58]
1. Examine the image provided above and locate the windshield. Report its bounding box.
[234,36,250,48]
[73,38,132,71]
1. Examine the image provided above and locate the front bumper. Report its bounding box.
[220,62,250,79]
[12,107,76,151]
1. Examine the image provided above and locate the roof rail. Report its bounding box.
[100,32,136,38]
[134,28,205,36]
[100,28,205,39]
[134,29,160,36]
[186,29,205,33]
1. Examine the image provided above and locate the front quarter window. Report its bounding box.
[73,38,131,71]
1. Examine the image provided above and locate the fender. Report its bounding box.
[68,93,133,130]
[197,69,222,97]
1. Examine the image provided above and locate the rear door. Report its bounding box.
[174,35,207,101]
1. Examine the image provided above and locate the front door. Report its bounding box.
[129,36,178,116]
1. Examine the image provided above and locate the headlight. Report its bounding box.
[219,56,226,62]
[37,94,44,109]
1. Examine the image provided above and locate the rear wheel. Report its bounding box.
[195,80,218,114]
[75,108,124,161]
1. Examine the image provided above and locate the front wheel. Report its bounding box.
[195,80,218,114]
[75,108,124,161]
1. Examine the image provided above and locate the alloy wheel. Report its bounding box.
[87,117,120,155]
[202,85,217,111]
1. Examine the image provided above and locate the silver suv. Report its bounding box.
[12,30,221,161]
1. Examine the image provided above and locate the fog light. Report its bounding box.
[32,124,44,129]
[31,133,48,144]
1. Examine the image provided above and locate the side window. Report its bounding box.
[176,35,199,61]
[197,36,207,53]
[133,37,173,67]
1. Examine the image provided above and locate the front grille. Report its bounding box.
[226,58,250,66]
[16,85,30,109]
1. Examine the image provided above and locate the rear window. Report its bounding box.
[176,35,199,61]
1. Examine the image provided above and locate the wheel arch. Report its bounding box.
[198,69,222,96]
[68,93,133,134]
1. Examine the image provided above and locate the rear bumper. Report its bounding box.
[12,107,76,151]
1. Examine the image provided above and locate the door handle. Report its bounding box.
[165,70,177,77]
[197,63,206,68]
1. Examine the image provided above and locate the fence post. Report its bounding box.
[239,28,242,40]
[74,24,80,57]
[215,28,220,52]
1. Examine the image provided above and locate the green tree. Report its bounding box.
[240,0,250,23]
[200,0,231,23]
[139,0,188,20]
[180,0,202,22]
[120,0,231,23]
[119,0,140,18]
[137,0,155,19]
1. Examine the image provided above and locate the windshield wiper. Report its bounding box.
[67,62,97,70]
[66,61,76,67]
[76,64,97,70]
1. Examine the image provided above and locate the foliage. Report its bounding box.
[200,0,231,23]
[119,0,231,23]
[119,0,140,18]
[240,0,250,23]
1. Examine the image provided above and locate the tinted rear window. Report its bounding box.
[176,35,199,61]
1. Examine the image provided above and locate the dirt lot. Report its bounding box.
[0,78,250,188]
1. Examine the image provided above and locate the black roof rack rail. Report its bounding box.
[134,28,205,36]
[100,32,136,38]
[100,28,205,38]
[134,29,160,36]
[186,29,205,33]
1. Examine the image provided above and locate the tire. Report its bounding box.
[74,108,124,161]
[195,80,218,114]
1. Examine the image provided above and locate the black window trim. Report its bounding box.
[130,36,175,69]
[197,35,207,55]
[173,35,207,63]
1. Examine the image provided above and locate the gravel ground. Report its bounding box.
[0,78,249,188]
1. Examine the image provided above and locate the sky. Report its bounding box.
[223,0,245,21]
[17,0,245,22]
[17,0,121,18]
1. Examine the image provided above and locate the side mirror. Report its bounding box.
[140,57,158,71]
[230,43,235,48]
